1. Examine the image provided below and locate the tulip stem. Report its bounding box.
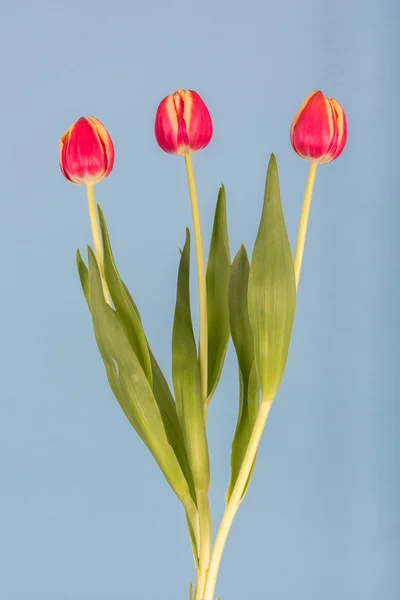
[195,490,212,600]
[86,184,112,305]
[184,154,211,600]
[184,154,208,403]
[293,163,318,289]
[202,397,274,600]
[201,163,318,600]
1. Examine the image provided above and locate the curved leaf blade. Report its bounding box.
[77,249,90,306]
[119,278,197,502]
[226,247,260,503]
[77,247,196,504]
[206,185,231,402]
[149,351,196,502]
[97,206,153,386]
[172,229,210,492]
[87,248,193,507]
[248,154,296,401]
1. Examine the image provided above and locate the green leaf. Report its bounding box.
[226,247,260,503]
[97,206,153,387]
[248,154,296,401]
[118,279,196,497]
[172,229,210,492]
[87,247,194,508]
[206,185,231,402]
[77,245,196,504]
[186,514,198,567]
[76,249,90,306]
[149,352,196,502]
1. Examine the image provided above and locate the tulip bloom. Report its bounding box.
[154,89,213,155]
[290,91,347,163]
[59,116,115,185]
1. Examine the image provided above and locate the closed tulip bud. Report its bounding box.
[59,116,115,185]
[290,91,347,164]
[154,89,213,155]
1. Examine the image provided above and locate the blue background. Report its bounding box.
[0,1,398,599]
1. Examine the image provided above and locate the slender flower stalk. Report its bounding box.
[203,92,348,600]
[154,89,214,599]
[64,86,348,600]
[184,155,208,404]
[203,397,273,600]
[291,90,347,287]
[86,184,112,305]
[59,115,115,304]
[195,491,212,600]
[184,155,212,600]
[154,88,212,406]
[293,162,318,288]
[203,160,312,596]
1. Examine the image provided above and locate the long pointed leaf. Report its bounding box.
[77,249,90,306]
[226,247,260,503]
[206,185,231,402]
[172,230,210,492]
[77,247,196,504]
[248,154,296,401]
[97,206,153,386]
[87,248,193,508]
[119,277,198,502]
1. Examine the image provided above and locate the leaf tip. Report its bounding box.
[97,203,105,222]
[268,153,279,174]
[184,227,191,245]
[86,245,97,266]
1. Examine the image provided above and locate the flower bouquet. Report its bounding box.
[59,88,347,600]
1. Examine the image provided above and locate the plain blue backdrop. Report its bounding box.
[0,1,398,599]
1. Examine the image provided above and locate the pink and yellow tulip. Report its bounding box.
[59,116,114,185]
[290,90,347,163]
[154,89,213,155]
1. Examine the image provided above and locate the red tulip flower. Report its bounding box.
[154,89,213,155]
[290,91,347,163]
[59,116,115,185]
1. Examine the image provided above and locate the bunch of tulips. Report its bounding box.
[59,88,347,600]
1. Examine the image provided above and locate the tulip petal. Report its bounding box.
[173,90,190,154]
[155,95,180,154]
[290,90,317,141]
[185,90,213,153]
[88,116,115,177]
[327,98,347,161]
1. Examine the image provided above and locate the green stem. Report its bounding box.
[194,490,212,600]
[202,163,319,600]
[184,155,208,404]
[293,162,318,289]
[183,154,211,599]
[183,493,201,556]
[86,184,112,305]
[202,398,274,600]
